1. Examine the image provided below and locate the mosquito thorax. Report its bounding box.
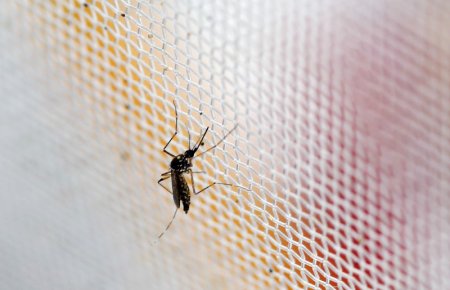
[170,153,192,171]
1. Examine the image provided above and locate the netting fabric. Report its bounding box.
[1,1,449,289]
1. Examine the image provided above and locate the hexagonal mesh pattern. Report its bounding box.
[1,1,449,289]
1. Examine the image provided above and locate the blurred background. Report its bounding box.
[1,1,449,289]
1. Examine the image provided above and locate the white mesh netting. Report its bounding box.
[1,1,450,289]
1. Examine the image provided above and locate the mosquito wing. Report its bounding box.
[171,172,181,209]
[171,172,191,213]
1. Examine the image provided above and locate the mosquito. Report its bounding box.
[156,100,246,240]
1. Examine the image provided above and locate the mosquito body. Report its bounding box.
[156,100,243,240]
[159,126,209,215]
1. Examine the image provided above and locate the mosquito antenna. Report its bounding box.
[192,127,209,152]
[157,208,179,240]
[195,124,238,158]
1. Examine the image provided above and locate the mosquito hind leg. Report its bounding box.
[189,170,198,195]
[157,208,179,240]
[158,174,172,195]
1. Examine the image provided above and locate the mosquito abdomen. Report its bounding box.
[171,171,191,214]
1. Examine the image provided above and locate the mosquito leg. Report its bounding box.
[188,128,191,150]
[163,100,178,157]
[194,124,238,158]
[192,127,209,152]
[188,170,211,193]
[194,181,249,195]
[158,175,172,195]
[188,169,209,195]
[189,170,197,195]
[157,208,179,240]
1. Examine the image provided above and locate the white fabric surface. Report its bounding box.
[1,1,449,289]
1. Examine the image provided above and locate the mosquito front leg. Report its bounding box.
[188,129,191,150]
[163,100,179,157]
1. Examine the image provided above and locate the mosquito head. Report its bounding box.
[184,149,196,158]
